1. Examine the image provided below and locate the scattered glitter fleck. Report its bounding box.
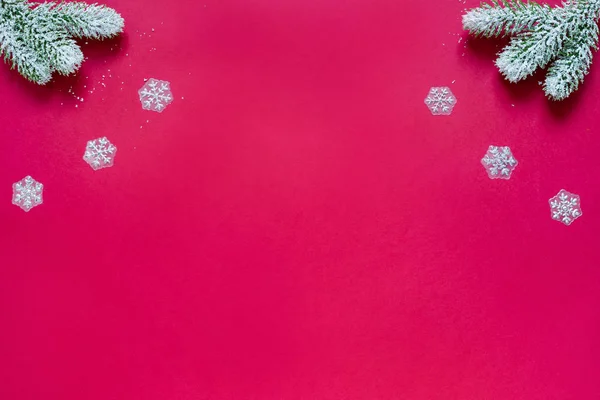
[83,137,118,171]
[549,189,582,226]
[424,86,457,115]
[138,78,174,113]
[12,176,43,212]
[481,145,518,180]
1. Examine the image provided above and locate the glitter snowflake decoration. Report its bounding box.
[83,137,117,170]
[549,189,582,226]
[424,87,457,115]
[481,145,518,179]
[12,176,43,212]
[138,78,174,113]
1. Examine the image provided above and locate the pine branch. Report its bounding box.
[0,24,52,83]
[545,19,599,99]
[463,0,600,100]
[0,0,52,83]
[0,0,123,84]
[495,10,569,82]
[48,2,124,39]
[27,3,83,75]
[463,0,549,37]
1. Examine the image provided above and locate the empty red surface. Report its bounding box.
[1,0,600,398]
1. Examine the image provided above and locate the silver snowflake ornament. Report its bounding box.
[12,176,43,212]
[424,86,457,115]
[138,78,173,113]
[549,189,582,226]
[481,145,518,179]
[83,137,117,170]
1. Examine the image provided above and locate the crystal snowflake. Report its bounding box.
[424,86,457,115]
[138,78,173,113]
[12,176,43,212]
[481,145,518,179]
[83,137,117,170]
[549,189,582,226]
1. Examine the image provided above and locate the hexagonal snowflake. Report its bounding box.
[83,137,117,170]
[12,176,43,212]
[138,78,173,113]
[424,86,457,115]
[481,145,518,179]
[549,189,582,226]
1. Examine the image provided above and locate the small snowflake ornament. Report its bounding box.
[83,137,117,170]
[549,189,582,226]
[138,78,173,112]
[481,145,518,179]
[424,87,457,115]
[12,176,43,212]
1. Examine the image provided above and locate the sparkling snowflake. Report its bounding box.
[138,78,173,113]
[549,189,582,226]
[12,176,43,212]
[83,137,117,170]
[424,86,457,115]
[481,145,518,179]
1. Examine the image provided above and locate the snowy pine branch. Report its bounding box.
[0,6,53,83]
[495,9,569,82]
[27,3,83,75]
[463,0,549,37]
[545,18,599,99]
[0,0,123,84]
[48,2,123,39]
[463,0,600,100]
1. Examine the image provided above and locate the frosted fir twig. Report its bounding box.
[47,2,123,39]
[463,0,600,100]
[0,0,124,84]
[463,0,550,37]
[545,18,599,99]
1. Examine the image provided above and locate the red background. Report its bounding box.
[1,0,600,398]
